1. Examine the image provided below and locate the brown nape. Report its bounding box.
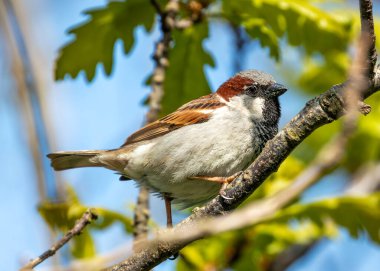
[216,75,253,101]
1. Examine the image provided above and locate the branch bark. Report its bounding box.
[20,209,98,270]
[106,0,379,270]
[359,0,377,79]
[107,71,380,271]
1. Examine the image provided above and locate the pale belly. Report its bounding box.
[123,115,259,209]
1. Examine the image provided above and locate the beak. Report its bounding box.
[268,83,287,97]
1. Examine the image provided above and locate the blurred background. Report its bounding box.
[1,0,380,270]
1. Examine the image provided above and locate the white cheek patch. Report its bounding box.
[250,97,265,119]
[226,95,265,119]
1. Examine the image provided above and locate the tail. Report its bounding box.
[47,150,107,171]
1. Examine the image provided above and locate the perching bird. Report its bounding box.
[48,70,287,227]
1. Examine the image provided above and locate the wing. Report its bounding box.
[122,94,224,146]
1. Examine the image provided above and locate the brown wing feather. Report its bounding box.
[122,94,223,146]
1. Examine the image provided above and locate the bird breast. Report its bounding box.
[123,101,265,208]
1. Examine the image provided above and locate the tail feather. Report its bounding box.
[47,150,105,171]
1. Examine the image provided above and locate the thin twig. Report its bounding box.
[231,24,246,73]
[150,0,163,16]
[20,209,98,270]
[133,0,181,249]
[105,0,379,269]
[146,0,179,123]
[359,0,377,79]
[133,186,150,249]
[2,0,60,199]
[0,0,46,199]
[346,162,380,195]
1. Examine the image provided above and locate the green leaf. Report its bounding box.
[177,221,333,271]
[71,230,96,259]
[55,0,156,82]
[242,19,280,60]
[39,185,133,234]
[252,222,336,256]
[246,156,305,202]
[222,0,352,59]
[38,186,86,231]
[38,185,134,259]
[177,194,380,271]
[343,95,380,172]
[94,207,134,233]
[178,232,242,271]
[271,193,380,243]
[162,22,214,116]
[298,52,349,94]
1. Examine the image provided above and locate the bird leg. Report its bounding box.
[189,171,242,200]
[164,195,179,260]
[164,195,173,228]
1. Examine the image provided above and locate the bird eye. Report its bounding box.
[245,84,258,96]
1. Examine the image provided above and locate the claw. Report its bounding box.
[220,191,233,200]
[219,182,233,200]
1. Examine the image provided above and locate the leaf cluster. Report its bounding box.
[39,186,133,258]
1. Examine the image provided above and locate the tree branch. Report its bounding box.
[146,0,179,123]
[1,0,58,200]
[20,209,98,270]
[106,0,379,269]
[130,36,370,256]
[133,0,181,248]
[359,0,377,79]
[133,186,151,248]
[106,72,380,271]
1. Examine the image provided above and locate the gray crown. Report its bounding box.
[236,69,275,85]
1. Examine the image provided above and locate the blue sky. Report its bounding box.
[0,0,379,270]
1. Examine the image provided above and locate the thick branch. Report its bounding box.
[20,209,98,270]
[107,48,379,271]
[116,41,370,266]
[107,78,380,271]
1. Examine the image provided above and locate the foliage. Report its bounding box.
[177,193,380,270]
[39,186,133,258]
[222,0,352,60]
[55,0,156,81]
[162,22,215,116]
[271,193,380,243]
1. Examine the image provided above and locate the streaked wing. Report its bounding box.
[122,94,224,146]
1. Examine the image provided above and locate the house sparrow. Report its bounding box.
[48,69,287,226]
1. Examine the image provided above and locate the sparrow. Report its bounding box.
[48,69,287,227]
